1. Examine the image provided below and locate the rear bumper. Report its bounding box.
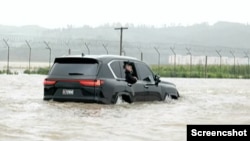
[43,96,111,104]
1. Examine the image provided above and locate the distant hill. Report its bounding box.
[1,22,250,47]
[0,22,249,64]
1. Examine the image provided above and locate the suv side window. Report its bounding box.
[120,61,138,79]
[120,61,126,79]
[136,63,154,82]
[110,61,122,78]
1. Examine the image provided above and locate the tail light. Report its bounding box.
[79,80,104,87]
[44,79,56,85]
[43,79,103,87]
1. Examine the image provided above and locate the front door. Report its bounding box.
[144,83,162,101]
[129,81,147,101]
[135,62,162,101]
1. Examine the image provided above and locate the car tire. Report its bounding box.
[43,97,51,101]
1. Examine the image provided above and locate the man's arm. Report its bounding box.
[125,72,137,84]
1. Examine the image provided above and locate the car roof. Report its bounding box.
[56,54,139,63]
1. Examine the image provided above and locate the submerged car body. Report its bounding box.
[43,55,179,104]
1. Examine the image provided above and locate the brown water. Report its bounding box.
[0,75,249,141]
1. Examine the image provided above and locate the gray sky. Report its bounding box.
[0,0,249,28]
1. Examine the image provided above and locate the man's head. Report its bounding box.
[124,62,133,72]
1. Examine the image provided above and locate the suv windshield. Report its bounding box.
[49,58,99,76]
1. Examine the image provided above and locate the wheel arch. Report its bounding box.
[161,85,179,100]
[112,92,133,104]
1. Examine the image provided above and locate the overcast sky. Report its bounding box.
[0,0,249,28]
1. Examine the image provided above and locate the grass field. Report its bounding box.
[151,64,250,79]
[1,63,249,79]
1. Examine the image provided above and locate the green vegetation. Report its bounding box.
[23,67,50,75]
[0,70,18,75]
[151,64,250,79]
[3,65,250,79]
[0,70,4,74]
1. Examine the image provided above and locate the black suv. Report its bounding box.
[44,55,179,104]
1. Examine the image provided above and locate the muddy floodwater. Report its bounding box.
[0,75,249,141]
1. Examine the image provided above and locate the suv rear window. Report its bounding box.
[49,58,99,76]
[110,61,122,78]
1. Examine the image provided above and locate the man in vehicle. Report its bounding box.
[124,62,137,84]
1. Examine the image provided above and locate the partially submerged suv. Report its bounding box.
[44,55,179,104]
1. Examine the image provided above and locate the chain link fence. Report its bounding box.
[0,37,249,78]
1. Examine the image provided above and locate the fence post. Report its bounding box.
[84,42,90,55]
[170,47,176,76]
[102,43,109,54]
[244,51,249,78]
[230,51,236,78]
[25,40,32,74]
[44,41,52,68]
[216,50,222,74]
[205,56,208,78]
[154,47,160,74]
[137,47,143,61]
[3,39,10,74]
[186,48,192,77]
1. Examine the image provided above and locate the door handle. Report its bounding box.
[144,85,149,88]
[127,83,132,87]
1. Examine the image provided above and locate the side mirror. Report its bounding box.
[143,75,154,82]
[154,74,161,85]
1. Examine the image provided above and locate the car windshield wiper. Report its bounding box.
[68,73,84,75]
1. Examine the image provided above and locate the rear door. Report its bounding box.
[135,62,162,101]
[120,61,146,102]
[45,58,99,101]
